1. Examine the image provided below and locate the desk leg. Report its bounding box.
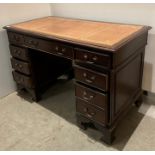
[16,84,41,102]
[76,115,87,130]
[29,88,41,102]
[135,94,143,107]
[100,128,115,145]
[76,114,115,145]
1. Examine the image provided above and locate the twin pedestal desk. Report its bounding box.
[4,16,151,144]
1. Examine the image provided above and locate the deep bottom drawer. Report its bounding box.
[12,71,34,88]
[76,98,107,125]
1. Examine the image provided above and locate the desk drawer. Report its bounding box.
[24,36,47,50]
[74,66,108,91]
[12,71,34,88]
[76,98,107,125]
[24,36,73,59]
[10,45,30,61]
[11,58,31,75]
[75,84,107,110]
[54,44,73,59]
[75,48,111,68]
[7,32,24,45]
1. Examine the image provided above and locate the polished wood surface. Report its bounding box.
[5,16,150,50]
[4,16,151,144]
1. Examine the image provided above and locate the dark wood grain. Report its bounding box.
[11,58,31,75]
[74,65,109,91]
[75,83,107,110]
[4,17,151,144]
[9,45,30,61]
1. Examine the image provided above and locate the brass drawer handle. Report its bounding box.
[15,63,23,69]
[83,73,96,83]
[86,61,94,64]
[55,46,59,51]
[83,91,94,101]
[62,48,66,52]
[85,79,93,83]
[19,64,23,69]
[28,40,38,47]
[83,72,87,77]
[83,107,96,118]
[56,48,66,55]
[90,76,95,80]
[83,96,94,100]
[13,35,20,41]
[83,55,97,63]
[84,54,88,59]
[92,56,98,61]
[87,113,95,118]
[57,52,63,55]
[14,49,21,55]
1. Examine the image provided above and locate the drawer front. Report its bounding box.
[11,58,31,75]
[74,66,108,91]
[76,98,107,125]
[75,84,107,109]
[10,45,30,61]
[7,32,24,45]
[24,36,73,59]
[12,71,34,88]
[75,48,111,68]
[54,44,73,59]
[24,36,52,54]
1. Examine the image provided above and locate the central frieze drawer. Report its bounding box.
[76,98,107,125]
[24,36,55,53]
[74,48,111,68]
[24,36,73,59]
[11,58,31,75]
[75,83,107,110]
[74,66,108,91]
[12,71,34,88]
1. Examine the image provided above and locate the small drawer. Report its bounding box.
[75,48,111,68]
[24,36,56,54]
[74,66,108,91]
[75,84,107,109]
[11,58,31,75]
[7,32,24,45]
[12,71,34,88]
[54,44,73,59]
[10,45,30,61]
[24,36,40,49]
[76,98,107,125]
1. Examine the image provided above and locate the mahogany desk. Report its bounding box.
[4,16,151,144]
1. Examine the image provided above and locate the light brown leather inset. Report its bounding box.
[7,16,148,50]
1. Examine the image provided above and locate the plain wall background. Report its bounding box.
[51,3,155,93]
[0,4,51,98]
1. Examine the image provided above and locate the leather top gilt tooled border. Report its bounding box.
[4,16,151,51]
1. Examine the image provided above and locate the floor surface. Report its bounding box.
[0,80,155,151]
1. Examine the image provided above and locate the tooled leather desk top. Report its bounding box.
[5,16,150,51]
